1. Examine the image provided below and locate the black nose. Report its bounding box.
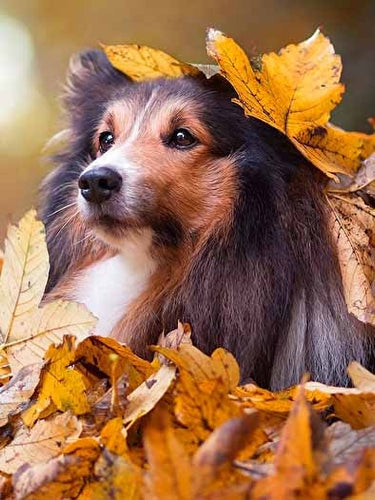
[78,167,122,203]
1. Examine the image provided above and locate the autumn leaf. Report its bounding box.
[157,321,193,351]
[12,437,101,499]
[252,386,326,499]
[206,29,375,179]
[75,335,154,392]
[191,413,259,495]
[348,362,375,391]
[79,419,142,500]
[0,363,41,427]
[122,363,176,427]
[0,412,81,474]
[80,452,142,500]
[327,193,375,325]
[153,345,241,444]
[0,210,48,344]
[0,210,96,376]
[143,407,192,500]
[304,380,375,429]
[23,336,91,427]
[103,44,201,81]
[326,421,375,467]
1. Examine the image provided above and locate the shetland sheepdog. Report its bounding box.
[40,49,374,389]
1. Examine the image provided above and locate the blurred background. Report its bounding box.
[0,0,374,240]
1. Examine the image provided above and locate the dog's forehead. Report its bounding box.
[104,80,205,137]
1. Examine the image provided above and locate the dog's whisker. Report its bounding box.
[53,210,80,239]
[73,232,94,246]
[46,201,77,219]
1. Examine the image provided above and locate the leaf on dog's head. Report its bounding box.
[206,28,375,179]
[103,44,202,82]
[0,210,96,376]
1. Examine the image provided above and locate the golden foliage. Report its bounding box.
[103,44,201,81]
[1,28,375,498]
[206,29,375,179]
[0,210,96,376]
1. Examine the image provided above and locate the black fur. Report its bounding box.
[40,50,375,389]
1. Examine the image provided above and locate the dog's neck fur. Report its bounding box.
[70,229,157,336]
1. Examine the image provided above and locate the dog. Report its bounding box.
[40,49,375,389]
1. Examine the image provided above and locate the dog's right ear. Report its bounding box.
[63,49,130,124]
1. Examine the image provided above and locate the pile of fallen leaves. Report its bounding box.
[0,28,375,499]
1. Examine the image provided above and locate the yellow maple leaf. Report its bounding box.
[103,44,201,82]
[0,210,96,375]
[206,29,375,179]
[23,336,91,426]
[153,345,241,443]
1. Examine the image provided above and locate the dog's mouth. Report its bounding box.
[79,199,141,243]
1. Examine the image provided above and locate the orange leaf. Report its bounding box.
[206,29,375,179]
[103,44,201,82]
[143,408,192,500]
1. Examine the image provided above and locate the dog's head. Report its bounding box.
[42,49,297,287]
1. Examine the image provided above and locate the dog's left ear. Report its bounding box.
[63,49,130,128]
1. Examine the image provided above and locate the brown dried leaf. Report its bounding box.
[12,437,100,500]
[157,321,192,351]
[0,412,81,474]
[328,193,375,325]
[0,363,41,427]
[326,422,375,467]
[192,414,259,494]
[75,336,153,392]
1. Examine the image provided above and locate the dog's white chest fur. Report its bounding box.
[74,231,156,336]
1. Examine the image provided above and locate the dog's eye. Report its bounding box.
[99,131,114,153]
[169,128,196,149]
